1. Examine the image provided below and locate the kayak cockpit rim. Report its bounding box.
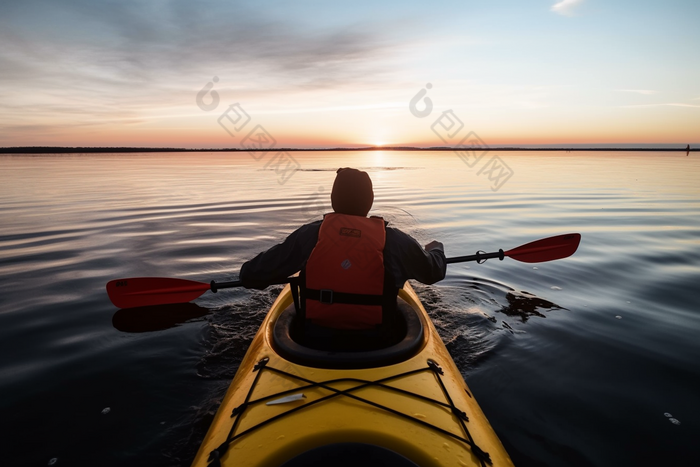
[270,297,427,369]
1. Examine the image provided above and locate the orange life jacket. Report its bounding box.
[304,213,386,330]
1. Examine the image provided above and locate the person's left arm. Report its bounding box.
[239,221,321,289]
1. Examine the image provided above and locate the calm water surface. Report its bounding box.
[1,151,699,466]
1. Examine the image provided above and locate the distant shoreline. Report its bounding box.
[0,146,696,154]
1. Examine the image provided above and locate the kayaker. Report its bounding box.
[239,167,446,334]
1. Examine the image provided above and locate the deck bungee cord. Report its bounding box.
[206,358,491,467]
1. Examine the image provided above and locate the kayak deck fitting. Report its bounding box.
[191,283,514,467]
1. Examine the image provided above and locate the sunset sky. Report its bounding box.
[1,0,698,148]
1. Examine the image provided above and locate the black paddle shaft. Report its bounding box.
[210,280,242,292]
[445,249,504,265]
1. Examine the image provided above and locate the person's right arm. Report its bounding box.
[384,228,447,287]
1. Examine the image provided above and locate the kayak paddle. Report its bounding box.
[106,233,581,308]
[106,277,242,309]
[445,233,581,264]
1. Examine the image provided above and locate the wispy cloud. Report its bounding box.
[621,103,700,109]
[0,0,407,144]
[665,103,700,108]
[551,0,585,17]
[0,2,395,86]
[619,89,657,95]
[256,102,405,115]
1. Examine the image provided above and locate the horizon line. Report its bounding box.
[0,145,697,154]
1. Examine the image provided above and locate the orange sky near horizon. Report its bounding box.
[7,97,697,149]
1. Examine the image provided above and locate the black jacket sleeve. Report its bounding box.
[383,227,447,287]
[239,221,321,289]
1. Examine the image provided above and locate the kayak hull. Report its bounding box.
[191,283,513,467]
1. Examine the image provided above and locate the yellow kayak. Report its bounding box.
[191,282,514,467]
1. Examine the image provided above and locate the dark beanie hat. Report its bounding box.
[331,168,374,216]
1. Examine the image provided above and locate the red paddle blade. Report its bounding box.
[106,277,211,309]
[505,233,581,263]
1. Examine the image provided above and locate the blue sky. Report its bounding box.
[0,0,698,147]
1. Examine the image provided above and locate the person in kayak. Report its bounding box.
[239,167,446,336]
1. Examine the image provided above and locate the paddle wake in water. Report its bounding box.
[163,287,285,464]
[414,277,565,372]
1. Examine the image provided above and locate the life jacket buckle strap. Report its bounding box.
[319,289,334,304]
